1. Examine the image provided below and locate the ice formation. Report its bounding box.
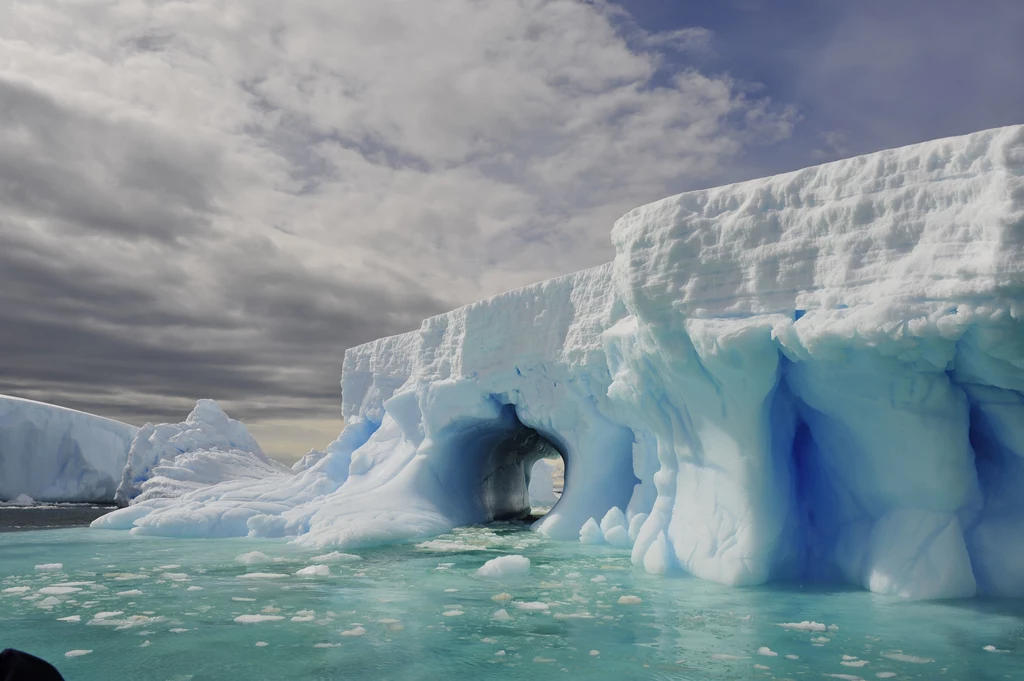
[92,125,1024,599]
[0,396,137,502]
[113,399,287,506]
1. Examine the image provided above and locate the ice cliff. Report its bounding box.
[94,125,1024,599]
[0,396,137,502]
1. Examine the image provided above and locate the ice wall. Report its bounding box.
[92,125,1024,599]
[0,396,137,502]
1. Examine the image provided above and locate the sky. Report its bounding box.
[1,0,1022,463]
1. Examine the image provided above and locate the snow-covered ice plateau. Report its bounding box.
[84,124,1024,598]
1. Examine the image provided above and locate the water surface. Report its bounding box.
[1,524,1021,680]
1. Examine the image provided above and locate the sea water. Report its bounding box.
[1,523,1021,681]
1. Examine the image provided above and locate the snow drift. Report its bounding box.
[0,396,137,502]
[93,125,1024,599]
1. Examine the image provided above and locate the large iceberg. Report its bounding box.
[0,396,137,502]
[93,125,1024,599]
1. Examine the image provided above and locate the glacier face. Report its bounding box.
[93,125,1024,599]
[0,396,137,502]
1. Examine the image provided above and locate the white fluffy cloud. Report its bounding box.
[0,0,795,424]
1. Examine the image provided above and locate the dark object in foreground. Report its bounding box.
[0,649,65,681]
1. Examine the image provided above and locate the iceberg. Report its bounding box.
[93,125,1024,599]
[112,399,289,506]
[0,395,137,502]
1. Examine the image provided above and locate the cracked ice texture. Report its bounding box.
[94,125,1024,599]
[0,396,137,502]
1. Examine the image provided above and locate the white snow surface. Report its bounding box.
[91,125,1024,599]
[0,396,137,502]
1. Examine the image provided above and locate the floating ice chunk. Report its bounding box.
[590,650,599,656]
[295,565,330,577]
[38,586,81,595]
[875,674,896,679]
[236,552,271,565]
[2,586,31,594]
[491,592,512,601]
[776,621,828,631]
[785,654,799,660]
[139,641,150,648]
[92,611,123,620]
[754,664,770,670]
[4,494,35,506]
[756,647,778,657]
[492,609,512,621]
[340,626,366,636]
[710,653,748,661]
[37,597,61,608]
[237,573,287,580]
[513,601,548,611]
[983,645,1009,653]
[255,641,268,647]
[64,650,92,657]
[313,643,340,648]
[442,610,464,617]
[616,595,642,605]
[881,652,933,663]
[117,589,144,596]
[35,563,63,571]
[186,586,203,591]
[476,555,530,578]
[310,552,362,563]
[57,615,81,622]
[495,650,506,656]
[824,675,863,681]
[234,615,285,623]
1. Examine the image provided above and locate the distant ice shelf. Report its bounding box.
[0,396,137,503]
[84,124,1024,599]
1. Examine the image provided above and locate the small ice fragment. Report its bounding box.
[590,650,599,656]
[93,611,123,620]
[444,588,458,593]
[491,592,512,602]
[785,654,799,660]
[843,655,858,661]
[776,621,827,631]
[295,565,330,577]
[236,551,270,564]
[35,564,63,571]
[590,575,606,583]
[186,586,203,591]
[2,586,31,594]
[495,650,506,656]
[513,601,548,611]
[57,615,81,622]
[232,597,256,602]
[261,606,281,614]
[139,641,150,648]
[533,657,555,663]
[255,642,268,647]
[565,572,581,579]
[882,651,933,664]
[442,610,464,617]
[754,664,770,670]
[117,590,144,596]
[310,552,362,563]
[313,643,340,648]
[476,555,530,578]
[169,628,188,633]
[237,573,287,580]
[340,626,366,636]
[710,653,747,661]
[492,609,512,621]
[617,595,641,605]
[38,586,81,595]
[842,660,869,667]
[811,637,831,643]
[757,647,778,657]
[234,615,285,623]
[64,650,91,657]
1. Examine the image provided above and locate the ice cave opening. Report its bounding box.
[430,404,568,525]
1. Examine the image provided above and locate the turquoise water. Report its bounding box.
[1,524,1022,681]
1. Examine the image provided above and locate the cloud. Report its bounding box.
[0,0,795,430]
